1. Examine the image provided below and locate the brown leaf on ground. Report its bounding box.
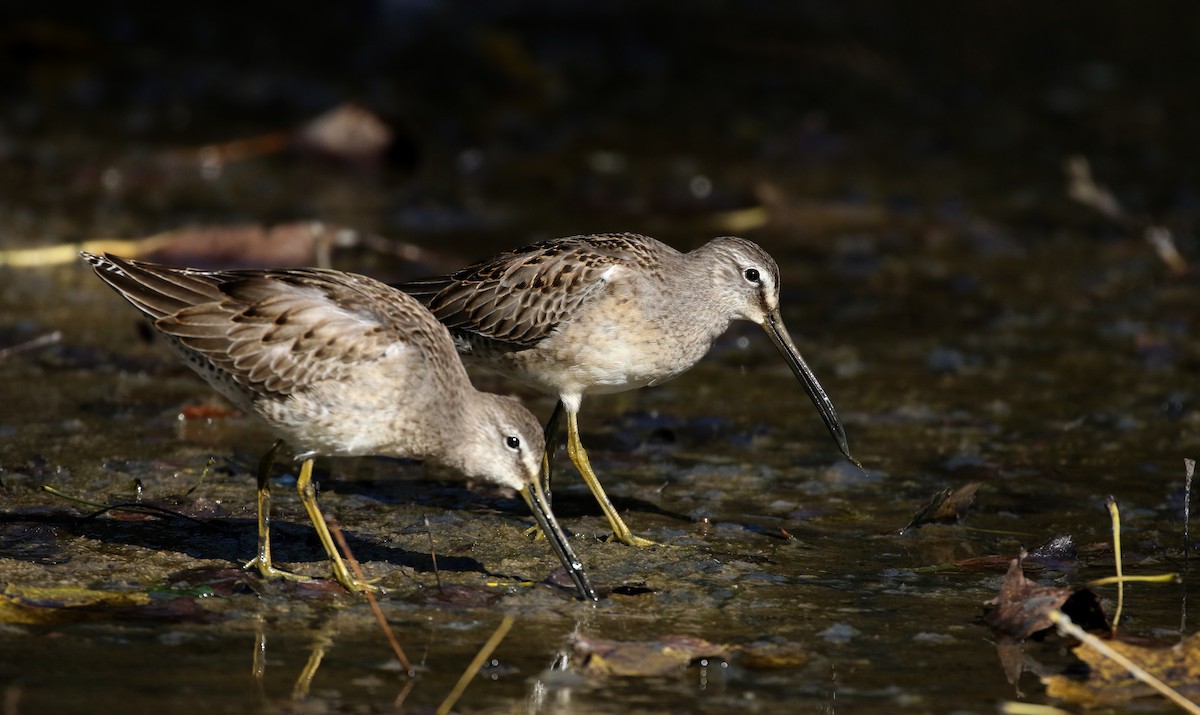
[984,556,1072,639]
[164,567,260,597]
[163,104,394,168]
[113,221,456,273]
[177,402,241,421]
[757,181,892,233]
[1042,632,1200,708]
[132,222,362,268]
[0,583,219,625]
[900,482,981,533]
[5,222,460,271]
[574,634,733,677]
[983,555,1107,640]
[0,584,149,625]
[407,584,502,608]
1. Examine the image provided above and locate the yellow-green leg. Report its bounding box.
[564,408,658,547]
[294,458,379,593]
[244,440,309,582]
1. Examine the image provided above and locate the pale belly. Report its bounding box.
[253,373,439,459]
[471,313,720,399]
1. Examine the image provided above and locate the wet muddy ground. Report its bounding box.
[2,4,1199,713]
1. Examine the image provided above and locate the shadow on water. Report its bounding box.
[2,3,1199,713]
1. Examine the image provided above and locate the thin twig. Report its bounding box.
[41,484,227,530]
[424,514,443,593]
[392,677,417,711]
[0,331,61,361]
[1107,496,1124,634]
[1065,155,1189,275]
[1185,459,1194,567]
[1050,610,1200,715]
[998,702,1072,715]
[181,456,217,498]
[1087,574,1177,588]
[436,615,515,715]
[327,515,413,675]
[1184,459,1195,636]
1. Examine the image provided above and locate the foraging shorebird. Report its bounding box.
[83,251,596,600]
[401,233,854,546]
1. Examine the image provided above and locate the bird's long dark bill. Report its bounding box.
[521,481,598,602]
[762,310,856,463]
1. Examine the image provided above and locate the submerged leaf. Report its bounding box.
[574,634,732,677]
[739,642,810,669]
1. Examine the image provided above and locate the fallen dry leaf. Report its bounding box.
[0,221,457,272]
[984,556,1107,640]
[0,583,218,625]
[900,481,981,533]
[0,584,149,625]
[177,402,241,421]
[165,103,394,168]
[1043,632,1200,708]
[407,584,502,608]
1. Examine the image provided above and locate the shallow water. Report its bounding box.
[2,4,1199,714]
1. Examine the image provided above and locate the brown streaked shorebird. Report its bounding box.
[401,232,856,547]
[82,252,596,601]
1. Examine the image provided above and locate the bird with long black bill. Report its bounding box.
[83,251,596,601]
[401,232,856,547]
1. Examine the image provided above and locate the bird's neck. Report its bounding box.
[437,395,492,476]
[650,246,739,335]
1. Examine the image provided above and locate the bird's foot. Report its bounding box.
[329,562,383,594]
[244,556,381,593]
[604,532,667,548]
[244,556,314,583]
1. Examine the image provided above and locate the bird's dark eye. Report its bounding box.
[744,268,760,283]
[505,436,521,451]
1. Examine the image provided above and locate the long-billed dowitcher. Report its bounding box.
[82,252,596,600]
[401,232,855,547]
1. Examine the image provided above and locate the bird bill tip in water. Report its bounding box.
[760,310,857,465]
[520,483,598,602]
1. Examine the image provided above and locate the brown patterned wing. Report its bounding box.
[86,253,451,398]
[401,233,662,347]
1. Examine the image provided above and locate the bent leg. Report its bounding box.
[565,408,657,547]
[244,440,308,582]
[294,458,379,593]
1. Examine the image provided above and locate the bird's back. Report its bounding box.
[83,252,472,458]
[400,233,675,349]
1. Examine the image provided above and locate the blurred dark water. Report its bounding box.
[1,3,1197,713]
